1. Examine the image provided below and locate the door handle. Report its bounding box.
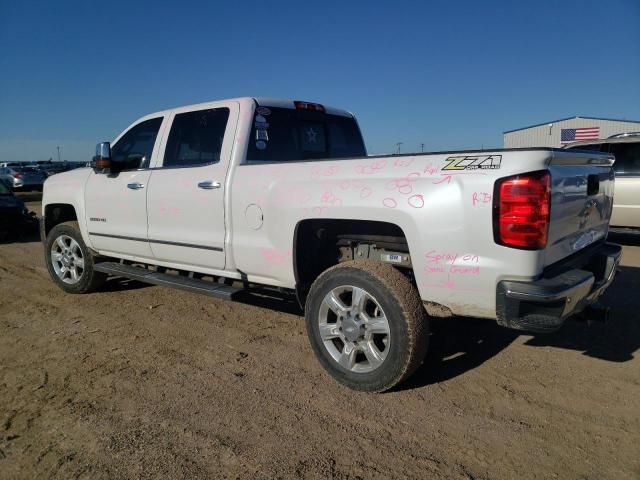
[198,180,222,190]
[127,182,145,190]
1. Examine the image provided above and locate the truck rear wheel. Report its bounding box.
[305,260,429,392]
[45,221,106,294]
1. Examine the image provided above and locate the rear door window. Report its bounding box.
[609,143,640,176]
[163,108,230,168]
[246,107,366,162]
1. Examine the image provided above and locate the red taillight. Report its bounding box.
[294,101,325,112]
[14,173,23,179]
[494,171,551,249]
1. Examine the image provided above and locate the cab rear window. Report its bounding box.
[246,107,366,162]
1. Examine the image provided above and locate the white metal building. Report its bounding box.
[503,116,640,148]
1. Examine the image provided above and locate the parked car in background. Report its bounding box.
[0,178,38,241]
[39,162,86,177]
[0,168,24,189]
[564,136,640,232]
[0,166,46,191]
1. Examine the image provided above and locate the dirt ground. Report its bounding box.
[1,193,638,479]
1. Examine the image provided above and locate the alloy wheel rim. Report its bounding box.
[51,235,84,285]
[318,285,391,373]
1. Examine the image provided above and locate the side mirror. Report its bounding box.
[94,142,111,172]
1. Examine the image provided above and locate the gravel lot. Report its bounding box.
[1,193,638,479]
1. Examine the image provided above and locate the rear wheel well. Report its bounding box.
[293,219,412,305]
[44,204,78,237]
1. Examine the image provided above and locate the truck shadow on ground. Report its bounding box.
[401,265,640,391]
[523,265,640,363]
[227,266,639,392]
[399,317,519,391]
[101,277,151,293]
[234,289,303,316]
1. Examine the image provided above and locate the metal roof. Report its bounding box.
[562,135,640,148]
[504,116,640,134]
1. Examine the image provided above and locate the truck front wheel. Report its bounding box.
[45,221,106,294]
[305,260,429,392]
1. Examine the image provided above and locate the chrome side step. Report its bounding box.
[94,262,241,300]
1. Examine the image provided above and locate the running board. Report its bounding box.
[93,262,241,300]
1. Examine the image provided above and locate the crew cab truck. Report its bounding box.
[41,97,621,392]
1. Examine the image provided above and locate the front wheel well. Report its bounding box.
[44,204,78,237]
[293,219,413,306]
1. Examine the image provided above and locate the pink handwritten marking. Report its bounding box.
[355,159,387,174]
[408,194,424,208]
[386,178,413,194]
[373,159,387,170]
[383,198,397,208]
[472,192,492,206]
[261,248,292,265]
[159,205,180,215]
[423,251,480,287]
[433,175,452,185]
[423,164,437,176]
[450,265,480,275]
[321,191,342,206]
[360,187,372,198]
[312,165,339,177]
[312,206,329,216]
[407,172,421,179]
[424,265,445,274]
[333,179,374,199]
[425,251,458,264]
[394,157,414,168]
[425,251,479,264]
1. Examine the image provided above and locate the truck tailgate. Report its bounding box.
[544,151,615,266]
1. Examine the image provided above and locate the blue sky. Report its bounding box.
[1,0,639,162]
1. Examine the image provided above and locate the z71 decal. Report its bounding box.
[442,155,502,171]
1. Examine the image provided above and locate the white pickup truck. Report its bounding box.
[41,97,621,391]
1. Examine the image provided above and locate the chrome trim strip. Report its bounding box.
[88,232,223,252]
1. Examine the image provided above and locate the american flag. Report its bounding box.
[561,127,600,144]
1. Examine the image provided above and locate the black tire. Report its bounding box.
[45,221,106,294]
[305,260,429,392]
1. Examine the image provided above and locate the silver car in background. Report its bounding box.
[564,135,640,232]
[0,166,46,192]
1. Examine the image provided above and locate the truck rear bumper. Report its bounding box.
[496,242,622,333]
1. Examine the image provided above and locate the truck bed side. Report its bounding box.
[229,150,579,318]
